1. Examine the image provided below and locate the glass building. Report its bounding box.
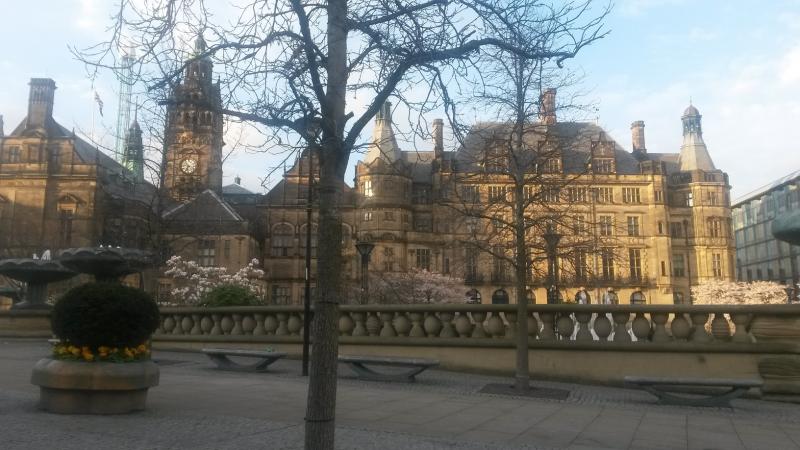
[732,170,800,284]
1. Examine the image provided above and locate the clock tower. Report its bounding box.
[163,34,224,201]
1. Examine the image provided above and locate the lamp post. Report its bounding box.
[543,224,562,304]
[355,241,375,304]
[785,285,796,304]
[302,120,319,377]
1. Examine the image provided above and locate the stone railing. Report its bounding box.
[154,304,800,347]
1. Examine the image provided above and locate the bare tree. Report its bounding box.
[77,1,609,447]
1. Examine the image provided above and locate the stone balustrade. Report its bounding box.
[154,304,800,347]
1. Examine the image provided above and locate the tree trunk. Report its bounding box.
[304,164,343,449]
[305,1,348,448]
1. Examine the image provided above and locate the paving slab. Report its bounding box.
[2,339,800,450]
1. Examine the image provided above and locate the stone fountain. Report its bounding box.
[58,246,153,282]
[0,253,76,310]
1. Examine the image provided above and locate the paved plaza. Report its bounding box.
[1,340,799,449]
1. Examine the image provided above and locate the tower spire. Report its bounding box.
[365,101,402,163]
[678,102,715,171]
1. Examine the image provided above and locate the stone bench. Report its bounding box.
[624,376,763,407]
[338,355,439,383]
[202,348,287,372]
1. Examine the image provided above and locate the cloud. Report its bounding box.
[73,0,103,31]
[598,42,800,199]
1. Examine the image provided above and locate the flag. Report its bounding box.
[94,91,104,117]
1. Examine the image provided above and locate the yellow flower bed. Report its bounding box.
[52,342,151,363]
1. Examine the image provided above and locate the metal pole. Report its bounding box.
[684,219,691,304]
[361,254,369,304]
[302,149,313,377]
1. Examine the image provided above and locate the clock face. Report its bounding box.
[180,158,198,174]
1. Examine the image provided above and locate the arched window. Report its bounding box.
[492,289,509,304]
[466,289,481,304]
[341,224,352,247]
[299,223,318,256]
[271,224,293,257]
[630,291,646,305]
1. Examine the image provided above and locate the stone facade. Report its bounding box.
[1,51,736,305]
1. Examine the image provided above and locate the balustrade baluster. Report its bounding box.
[231,314,244,335]
[241,314,256,335]
[172,314,184,335]
[593,313,612,341]
[338,312,355,336]
[538,312,556,341]
[264,314,278,335]
[574,312,593,341]
[710,313,732,341]
[220,315,234,335]
[556,314,575,340]
[650,313,670,342]
[689,313,711,342]
[454,313,473,337]
[487,312,505,338]
[287,313,302,336]
[408,312,425,337]
[394,312,412,337]
[351,312,367,336]
[422,312,442,337]
[253,313,266,335]
[162,316,175,334]
[210,314,222,335]
[631,313,651,342]
[200,315,213,335]
[276,312,289,336]
[438,312,455,338]
[365,313,381,336]
[731,313,752,343]
[470,312,487,338]
[190,314,202,335]
[670,313,691,341]
[180,315,193,334]
[380,312,397,337]
[612,312,632,342]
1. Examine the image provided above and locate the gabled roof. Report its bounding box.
[163,189,244,222]
[453,121,645,175]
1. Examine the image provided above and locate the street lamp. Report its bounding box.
[785,285,796,304]
[355,241,375,304]
[543,224,562,304]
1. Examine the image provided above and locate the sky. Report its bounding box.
[0,0,799,200]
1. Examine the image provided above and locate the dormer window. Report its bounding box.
[593,158,614,174]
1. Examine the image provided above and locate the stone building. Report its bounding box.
[1,44,736,305]
[732,170,800,284]
[256,98,735,305]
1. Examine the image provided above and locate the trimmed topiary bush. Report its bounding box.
[201,283,264,307]
[51,282,160,351]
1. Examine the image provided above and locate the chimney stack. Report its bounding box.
[539,88,557,125]
[631,120,646,153]
[432,118,443,157]
[26,78,56,130]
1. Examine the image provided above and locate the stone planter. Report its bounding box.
[30,358,159,414]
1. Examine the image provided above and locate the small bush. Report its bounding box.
[51,282,160,350]
[201,284,263,307]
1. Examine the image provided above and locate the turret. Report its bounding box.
[123,117,144,182]
[678,102,716,171]
[365,101,402,163]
